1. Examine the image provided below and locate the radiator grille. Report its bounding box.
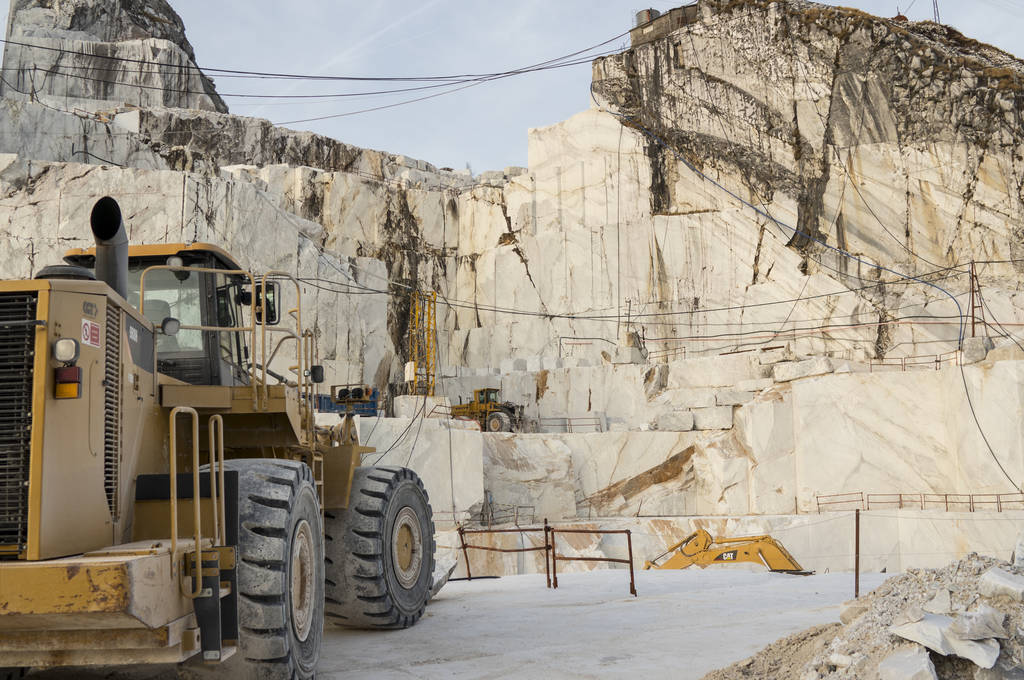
[103,303,121,520]
[0,293,37,553]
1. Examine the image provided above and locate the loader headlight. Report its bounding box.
[53,338,79,363]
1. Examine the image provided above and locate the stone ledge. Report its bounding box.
[716,389,754,406]
[653,411,694,432]
[692,405,734,430]
[773,357,833,383]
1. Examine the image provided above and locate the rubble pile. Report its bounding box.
[704,553,1024,679]
[811,554,1024,679]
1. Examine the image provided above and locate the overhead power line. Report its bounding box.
[0,30,627,85]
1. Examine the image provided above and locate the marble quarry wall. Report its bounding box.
[378,358,1024,525]
[2,0,1023,572]
[6,0,1022,388]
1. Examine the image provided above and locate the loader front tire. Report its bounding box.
[486,411,512,432]
[324,466,435,629]
[184,459,323,680]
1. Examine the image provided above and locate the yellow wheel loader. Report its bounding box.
[0,197,435,679]
[450,388,523,432]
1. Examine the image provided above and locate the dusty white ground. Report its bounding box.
[26,569,888,679]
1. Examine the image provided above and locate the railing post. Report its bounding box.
[458,526,472,581]
[543,518,551,589]
[550,528,558,589]
[997,495,1003,513]
[626,530,637,597]
[854,509,861,599]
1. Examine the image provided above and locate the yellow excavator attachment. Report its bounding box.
[644,529,811,574]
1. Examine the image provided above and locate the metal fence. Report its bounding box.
[816,491,1024,513]
[455,521,637,596]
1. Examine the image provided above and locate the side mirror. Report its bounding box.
[254,281,280,325]
[308,365,325,384]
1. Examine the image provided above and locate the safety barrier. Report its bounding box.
[868,351,961,372]
[537,416,604,433]
[455,521,637,596]
[816,491,1024,513]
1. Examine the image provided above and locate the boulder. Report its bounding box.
[878,646,937,680]
[977,567,1024,601]
[890,614,1000,669]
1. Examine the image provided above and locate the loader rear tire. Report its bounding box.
[185,459,323,680]
[323,466,435,629]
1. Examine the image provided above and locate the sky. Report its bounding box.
[2,0,1022,173]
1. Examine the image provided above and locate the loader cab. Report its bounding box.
[476,388,499,404]
[64,243,260,387]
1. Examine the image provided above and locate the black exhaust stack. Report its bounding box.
[90,197,128,299]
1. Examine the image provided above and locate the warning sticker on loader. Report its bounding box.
[81,319,101,348]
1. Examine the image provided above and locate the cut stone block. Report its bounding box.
[692,406,734,430]
[658,388,717,409]
[773,357,833,382]
[1014,528,1024,567]
[737,378,774,392]
[653,411,694,432]
[613,347,646,364]
[716,390,754,406]
[878,646,937,680]
[757,347,792,365]
[977,567,1024,601]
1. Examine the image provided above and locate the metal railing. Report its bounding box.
[816,491,1024,513]
[537,416,604,433]
[456,521,637,596]
[473,503,535,527]
[868,350,961,372]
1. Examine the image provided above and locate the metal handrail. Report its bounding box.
[260,272,303,410]
[168,406,203,599]
[817,491,1024,513]
[208,414,225,546]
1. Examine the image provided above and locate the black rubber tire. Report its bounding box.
[486,411,512,432]
[0,669,26,680]
[323,466,435,629]
[187,459,324,680]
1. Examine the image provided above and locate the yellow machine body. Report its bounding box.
[0,236,361,668]
[644,529,810,574]
[450,388,521,432]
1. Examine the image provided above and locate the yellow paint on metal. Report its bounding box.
[64,242,244,270]
[644,529,807,573]
[26,289,49,561]
[0,280,49,293]
[0,558,129,615]
[408,291,437,396]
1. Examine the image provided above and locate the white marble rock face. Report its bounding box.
[2,0,1024,572]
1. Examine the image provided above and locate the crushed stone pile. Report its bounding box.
[703,553,1024,680]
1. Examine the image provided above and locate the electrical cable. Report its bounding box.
[0,31,630,82]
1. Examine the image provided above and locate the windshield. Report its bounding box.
[128,264,203,353]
